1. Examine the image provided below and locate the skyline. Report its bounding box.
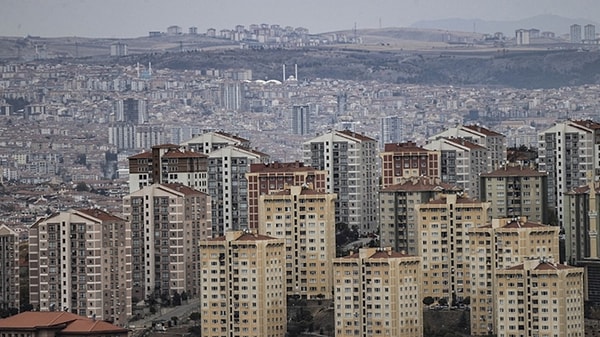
[1,0,599,38]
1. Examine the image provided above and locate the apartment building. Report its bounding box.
[258,185,335,299]
[246,162,326,229]
[208,145,269,236]
[379,176,461,255]
[199,231,286,337]
[468,217,560,336]
[0,224,19,311]
[303,130,379,233]
[128,144,208,193]
[428,124,507,172]
[181,131,250,154]
[28,209,131,325]
[333,247,422,337]
[564,180,600,303]
[379,141,440,189]
[480,164,548,224]
[122,183,211,302]
[416,194,490,304]
[495,259,584,337]
[538,119,600,227]
[424,137,488,199]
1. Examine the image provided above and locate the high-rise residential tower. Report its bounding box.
[0,225,19,312]
[258,185,336,299]
[380,141,440,188]
[246,161,327,230]
[122,183,211,302]
[28,209,131,325]
[468,217,560,336]
[199,231,286,337]
[480,164,548,224]
[303,130,379,233]
[379,176,461,255]
[333,247,422,337]
[291,105,310,135]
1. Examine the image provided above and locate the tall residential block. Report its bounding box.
[333,247,422,337]
[259,185,336,299]
[495,259,584,337]
[28,209,131,325]
[113,98,147,124]
[122,183,211,302]
[380,141,440,188]
[416,194,490,304]
[379,176,461,255]
[303,130,379,233]
[199,231,286,337]
[538,119,600,226]
[0,225,19,311]
[291,105,310,135]
[468,217,560,336]
[584,24,596,42]
[428,124,507,172]
[246,161,327,230]
[480,164,548,224]
[424,137,488,199]
[571,24,582,43]
[380,116,403,148]
[208,146,269,236]
[564,180,600,303]
[128,144,208,193]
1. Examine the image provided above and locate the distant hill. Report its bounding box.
[411,14,600,36]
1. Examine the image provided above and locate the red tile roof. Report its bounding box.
[380,177,461,192]
[0,312,127,334]
[128,151,152,160]
[77,208,125,222]
[337,130,376,142]
[160,183,203,196]
[249,162,315,173]
[444,137,486,150]
[382,142,429,153]
[463,124,505,137]
[162,149,207,158]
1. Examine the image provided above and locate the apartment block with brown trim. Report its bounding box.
[0,225,19,312]
[246,161,327,230]
[380,141,440,189]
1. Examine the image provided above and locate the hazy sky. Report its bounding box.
[1,0,598,38]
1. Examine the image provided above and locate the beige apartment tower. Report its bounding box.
[199,231,286,337]
[258,185,336,299]
[122,183,211,302]
[495,259,584,337]
[28,209,131,325]
[0,225,19,312]
[416,194,490,304]
[333,247,422,337]
[468,217,560,336]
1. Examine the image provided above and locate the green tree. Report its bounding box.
[423,296,435,306]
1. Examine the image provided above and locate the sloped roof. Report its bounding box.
[0,312,126,334]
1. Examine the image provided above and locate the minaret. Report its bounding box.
[589,173,598,259]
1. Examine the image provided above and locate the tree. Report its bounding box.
[172,291,181,306]
[438,297,449,306]
[75,182,89,192]
[423,296,435,306]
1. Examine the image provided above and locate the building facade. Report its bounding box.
[537,120,600,227]
[199,231,286,337]
[246,161,327,230]
[303,130,379,233]
[380,141,440,188]
[208,146,269,236]
[417,194,490,304]
[122,183,211,302]
[333,247,422,337]
[480,164,548,224]
[258,185,336,299]
[380,116,403,148]
[128,144,208,193]
[28,209,131,325]
[495,259,584,337]
[291,105,310,135]
[425,137,489,199]
[571,24,582,43]
[181,131,250,155]
[468,217,560,336]
[379,176,461,255]
[0,225,19,312]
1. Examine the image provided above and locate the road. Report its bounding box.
[129,298,199,330]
